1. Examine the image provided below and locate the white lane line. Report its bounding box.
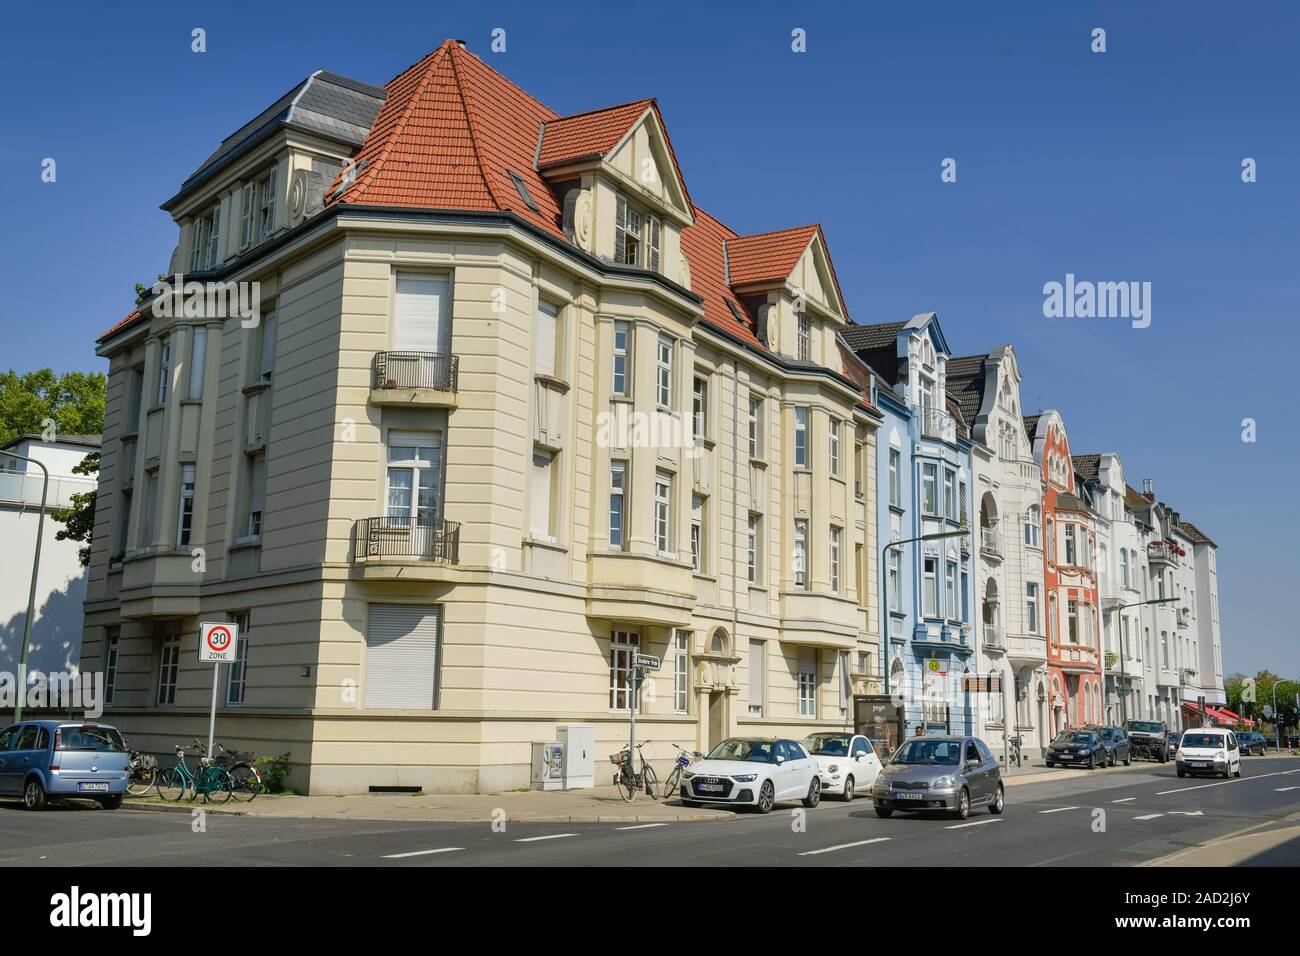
[615,823,669,830]
[946,818,1003,830]
[798,837,891,857]
[1156,768,1300,796]
[1275,786,1300,793]
[382,847,465,859]
[514,833,578,843]
[1038,806,1080,814]
[1134,813,1164,821]
[1112,797,1137,803]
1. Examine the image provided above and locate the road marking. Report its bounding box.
[382,847,464,859]
[514,833,578,843]
[1134,813,1164,820]
[1276,787,1300,793]
[1038,806,1080,814]
[1112,797,1137,803]
[799,837,892,857]
[1156,768,1300,796]
[1169,810,1204,817]
[946,818,1003,830]
[615,823,668,830]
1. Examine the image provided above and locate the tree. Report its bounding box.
[0,368,106,446]
[52,453,99,566]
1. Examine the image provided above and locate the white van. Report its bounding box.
[1175,727,1241,779]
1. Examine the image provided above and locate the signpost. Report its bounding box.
[198,622,239,758]
[627,654,661,791]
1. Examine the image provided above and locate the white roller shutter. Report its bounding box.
[534,300,558,376]
[394,274,450,354]
[364,604,442,709]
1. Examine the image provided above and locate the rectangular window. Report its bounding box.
[126,366,144,430]
[945,560,957,618]
[608,461,626,549]
[691,494,705,571]
[647,214,661,273]
[923,557,939,618]
[1065,525,1077,566]
[748,395,762,458]
[239,181,256,249]
[674,630,689,713]
[610,630,639,711]
[190,214,208,272]
[364,604,442,709]
[794,407,808,467]
[1161,631,1169,669]
[747,512,760,584]
[1067,599,1079,643]
[156,629,179,705]
[838,650,852,715]
[530,449,555,541]
[205,203,221,269]
[829,526,842,593]
[188,327,207,399]
[140,470,159,548]
[828,418,841,476]
[157,337,171,406]
[748,639,765,716]
[245,455,266,538]
[1120,549,1129,587]
[104,626,120,704]
[258,311,277,383]
[888,449,900,506]
[1026,583,1039,633]
[612,321,631,396]
[959,480,967,523]
[692,376,708,440]
[393,275,450,356]
[116,488,133,557]
[654,471,672,555]
[793,519,808,589]
[797,648,817,717]
[615,195,641,266]
[922,463,938,515]
[888,549,901,607]
[1024,509,1040,547]
[534,299,559,377]
[258,168,277,240]
[943,470,956,518]
[176,464,196,548]
[797,314,810,362]
[656,335,673,407]
[226,612,250,705]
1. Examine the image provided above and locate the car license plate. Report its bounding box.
[698,782,724,793]
[77,782,109,793]
[894,791,924,800]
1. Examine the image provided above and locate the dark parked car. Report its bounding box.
[1083,725,1132,766]
[872,736,1003,820]
[1123,719,1171,762]
[1045,729,1106,769]
[1237,732,1267,756]
[1168,731,1181,751]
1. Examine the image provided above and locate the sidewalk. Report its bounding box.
[123,785,735,824]
[1141,811,1300,867]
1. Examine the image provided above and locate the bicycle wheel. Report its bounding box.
[641,764,659,799]
[616,765,637,803]
[200,768,234,805]
[662,765,682,800]
[228,764,261,802]
[126,764,157,797]
[155,766,187,801]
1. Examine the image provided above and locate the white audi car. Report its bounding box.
[802,732,883,801]
[678,737,821,813]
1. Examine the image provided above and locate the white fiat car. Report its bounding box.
[802,732,883,801]
[679,737,821,813]
[1175,727,1242,779]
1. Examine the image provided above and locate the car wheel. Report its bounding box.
[875,806,893,818]
[953,788,971,820]
[756,780,775,814]
[1159,749,1169,763]
[989,783,1005,815]
[1176,765,1186,778]
[1233,767,1242,778]
[1046,760,1055,768]
[1124,753,1132,766]
[23,778,47,811]
[842,776,855,802]
[97,794,124,810]
[802,777,821,809]
[1088,752,1096,770]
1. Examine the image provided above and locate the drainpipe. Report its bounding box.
[731,358,741,738]
[1,450,50,723]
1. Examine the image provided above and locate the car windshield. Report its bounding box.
[1180,733,1222,749]
[804,734,852,756]
[1055,732,1093,744]
[890,739,961,765]
[1125,721,1163,733]
[57,725,125,752]
[706,739,776,763]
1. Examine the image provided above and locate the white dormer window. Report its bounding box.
[205,203,221,270]
[258,169,278,240]
[190,209,217,272]
[797,314,810,362]
[239,181,256,249]
[615,195,641,266]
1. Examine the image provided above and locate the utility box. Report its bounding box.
[530,741,565,791]
[557,725,595,790]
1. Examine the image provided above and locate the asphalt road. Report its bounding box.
[2,757,1297,867]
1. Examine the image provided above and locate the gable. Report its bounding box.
[602,107,692,223]
[789,233,846,321]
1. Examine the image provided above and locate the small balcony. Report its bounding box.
[370,351,459,407]
[1176,608,1191,629]
[1146,540,1180,566]
[979,528,1002,559]
[982,625,1005,651]
[919,406,952,440]
[353,516,461,573]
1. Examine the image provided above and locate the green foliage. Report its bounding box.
[254,752,294,794]
[1226,670,1300,731]
[52,452,100,566]
[0,368,106,446]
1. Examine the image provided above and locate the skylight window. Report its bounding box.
[507,169,540,213]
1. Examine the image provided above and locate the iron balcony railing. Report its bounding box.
[356,516,461,564]
[1147,540,1179,564]
[919,406,952,439]
[980,528,1002,557]
[373,351,459,392]
[982,625,1005,649]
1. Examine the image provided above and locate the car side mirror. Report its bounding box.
[775,755,785,765]
[967,758,980,769]
[854,751,867,760]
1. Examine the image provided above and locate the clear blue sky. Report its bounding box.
[1,1,1295,675]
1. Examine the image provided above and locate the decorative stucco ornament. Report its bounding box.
[574,191,593,252]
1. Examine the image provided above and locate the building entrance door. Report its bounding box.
[707,691,725,750]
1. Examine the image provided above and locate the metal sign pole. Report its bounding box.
[208,663,220,757]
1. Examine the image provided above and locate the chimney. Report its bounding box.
[454,38,468,49]
[1142,478,1154,500]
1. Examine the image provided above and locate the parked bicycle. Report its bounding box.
[124,743,158,797]
[215,743,261,802]
[155,738,233,804]
[610,742,657,803]
[660,743,703,801]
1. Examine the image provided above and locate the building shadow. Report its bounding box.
[0,566,88,677]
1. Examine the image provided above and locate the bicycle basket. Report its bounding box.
[608,751,628,766]
[138,753,158,769]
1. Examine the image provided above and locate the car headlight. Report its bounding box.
[932,776,956,791]
[683,771,695,780]
[1215,751,1226,760]
[828,764,840,774]
[732,773,757,783]
[1079,748,1091,754]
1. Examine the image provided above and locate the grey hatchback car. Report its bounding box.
[872,735,1004,820]
[0,720,130,810]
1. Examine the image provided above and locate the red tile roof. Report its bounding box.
[97,309,142,344]
[537,99,654,168]
[726,224,820,286]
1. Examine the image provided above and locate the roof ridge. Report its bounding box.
[545,97,654,126]
[730,222,820,243]
[450,41,561,120]
[447,43,505,212]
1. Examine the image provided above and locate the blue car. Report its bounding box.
[0,720,130,810]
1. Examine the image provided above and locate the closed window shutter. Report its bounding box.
[261,169,277,238]
[248,456,266,532]
[615,194,627,263]
[364,604,442,708]
[240,183,255,247]
[530,451,553,538]
[648,215,661,273]
[394,274,449,353]
[749,640,764,707]
[207,205,222,268]
[189,328,207,399]
[534,300,558,376]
